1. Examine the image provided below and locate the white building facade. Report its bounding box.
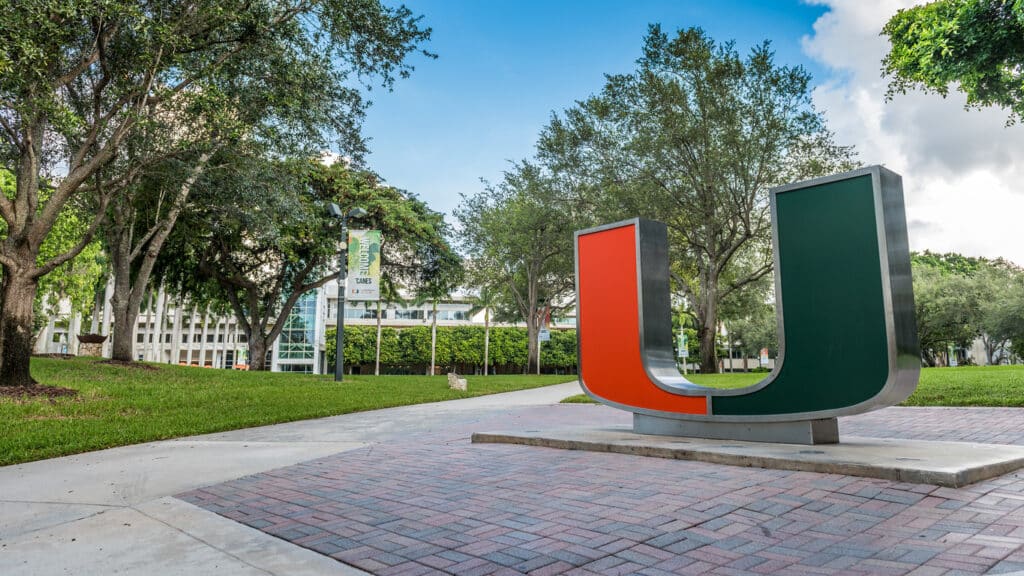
[34,279,518,373]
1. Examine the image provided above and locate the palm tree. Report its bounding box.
[467,285,499,376]
[372,277,404,376]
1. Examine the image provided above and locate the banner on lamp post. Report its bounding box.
[346,230,381,301]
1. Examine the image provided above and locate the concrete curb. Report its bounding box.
[472,427,1024,487]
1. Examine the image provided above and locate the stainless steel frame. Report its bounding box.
[574,165,920,424]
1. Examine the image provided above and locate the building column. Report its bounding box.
[198,305,211,367]
[153,285,166,363]
[211,312,223,368]
[171,302,183,365]
[185,305,197,366]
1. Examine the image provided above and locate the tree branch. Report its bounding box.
[32,193,112,278]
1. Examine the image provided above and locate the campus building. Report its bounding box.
[33,278,577,373]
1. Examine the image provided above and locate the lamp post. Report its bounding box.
[329,204,368,381]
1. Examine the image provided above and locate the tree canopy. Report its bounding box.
[160,156,458,370]
[537,25,856,373]
[911,251,1024,366]
[456,161,587,374]
[0,0,432,385]
[883,0,1024,122]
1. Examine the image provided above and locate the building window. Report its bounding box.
[137,333,145,343]
[278,363,313,373]
[278,292,317,360]
[394,309,424,320]
[431,310,469,321]
[344,308,378,319]
[181,334,189,343]
[207,334,215,343]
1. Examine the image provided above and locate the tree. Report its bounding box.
[911,251,1024,366]
[883,0,1024,123]
[311,162,462,376]
[466,285,500,375]
[727,302,778,369]
[161,155,331,370]
[415,240,464,376]
[970,260,1024,364]
[539,25,856,373]
[0,0,431,385]
[912,260,982,366]
[457,162,585,374]
[163,158,457,371]
[0,170,105,345]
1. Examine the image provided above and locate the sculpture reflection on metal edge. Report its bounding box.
[573,166,920,445]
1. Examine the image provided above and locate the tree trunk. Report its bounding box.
[153,286,166,363]
[110,303,138,361]
[483,308,490,376]
[0,269,41,386]
[526,321,539,375]
[68,311,81,355]
[375,300,382,376]
[248,337,269,371]
[109,253,137,361]
[143,289,154,361]
[99,277,114,357]
[698,274,719,374]
[429,300,437,375]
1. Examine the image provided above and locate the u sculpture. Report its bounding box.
[574,166,920,445]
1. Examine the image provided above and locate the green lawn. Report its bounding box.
[0,357,574,466]
[6,361,1024,466]
[560,365,1024,406]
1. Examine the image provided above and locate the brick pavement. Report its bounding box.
[180,405,1024,575]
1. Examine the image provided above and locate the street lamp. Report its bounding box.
[329,203,368,381]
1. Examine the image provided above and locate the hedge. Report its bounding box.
[326,326,577,375]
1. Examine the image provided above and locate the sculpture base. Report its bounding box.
[471,428,1024,487]
[633,413,839,445]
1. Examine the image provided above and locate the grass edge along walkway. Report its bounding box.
[0,356,575,466]
[561,365,1024,406]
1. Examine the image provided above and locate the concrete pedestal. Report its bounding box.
[634,413,839,445]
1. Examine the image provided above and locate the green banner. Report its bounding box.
[347,230,381,301]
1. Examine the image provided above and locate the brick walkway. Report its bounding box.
[180,405,1024,575]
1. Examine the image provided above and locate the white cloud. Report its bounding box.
[804,0,1024,265]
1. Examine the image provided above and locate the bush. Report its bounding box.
[326,326,578,374]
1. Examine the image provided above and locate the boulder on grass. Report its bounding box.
[447,372,467,391]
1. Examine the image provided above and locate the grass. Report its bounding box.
[904,365,1024,406]
[0,356,574,466]
[560,365,1024,406]
[6,360,1024,466]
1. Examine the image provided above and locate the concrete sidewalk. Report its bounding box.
[0,382,583,575]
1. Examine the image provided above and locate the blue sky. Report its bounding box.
[358,0,830,217]
[352,0,1024,265]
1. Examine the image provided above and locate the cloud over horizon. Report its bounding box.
[805,0,1024,265]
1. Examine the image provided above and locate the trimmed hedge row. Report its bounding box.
[326,326,578,374]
